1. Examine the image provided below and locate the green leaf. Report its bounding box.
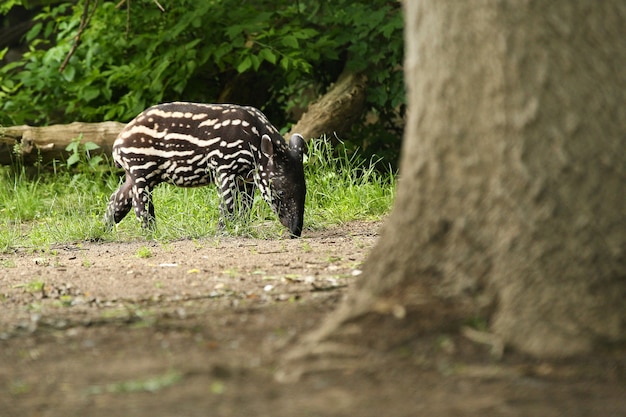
[66,153,80,167]
[250,54,261,71]
[237,56,252,73]
[293,28,318,39]
[214,43,232,60]
[65,140,79,153]
[83,142,100,152]
[61,65,76,82]
[88,155,103,168]
[281,35,299,49]
[258,48,276,65]
[185,39,202,50]
[25,22,42,43]
[82,87,100,102]
[381,17,402,39]
[226,25,244,40]
[44,21,55,39]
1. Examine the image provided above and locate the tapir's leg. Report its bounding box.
[104,175,133,228]
[216,171,238,229]
[131,177,156,230]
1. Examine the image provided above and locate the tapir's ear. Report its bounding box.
[261,134,274,158]
[289,133,306,162]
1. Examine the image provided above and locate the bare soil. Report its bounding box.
[1,221,624,417]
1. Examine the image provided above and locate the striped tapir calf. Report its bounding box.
[104,102,306,237]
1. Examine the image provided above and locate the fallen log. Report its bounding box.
[286,71,367,141]
[0,121,124,166]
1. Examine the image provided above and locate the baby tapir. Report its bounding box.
[104,102,306,237]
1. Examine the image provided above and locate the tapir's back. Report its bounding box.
[112,102,286,187]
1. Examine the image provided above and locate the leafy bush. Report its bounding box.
[1,0,404,163]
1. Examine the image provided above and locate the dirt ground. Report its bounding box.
[0,221,624,417]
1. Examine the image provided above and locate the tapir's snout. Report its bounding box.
[278,209,303,238]
[289,216,303,238]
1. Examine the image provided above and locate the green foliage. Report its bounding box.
[64,136,103,170]
[0,0,404,163]
[315,1,405,161]
[0,140,395,250]
[0,0,26,16]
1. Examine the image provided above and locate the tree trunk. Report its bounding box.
[0,122,124,166]
[290,0,626,361]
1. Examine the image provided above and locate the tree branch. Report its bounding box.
[152,0,165,13]
[59,0,99,73]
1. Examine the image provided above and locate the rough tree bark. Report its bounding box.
[285,0,626,367]
[0,122,124,166]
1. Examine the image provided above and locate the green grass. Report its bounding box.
[135,246,153,259]
[0,139,395,251]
